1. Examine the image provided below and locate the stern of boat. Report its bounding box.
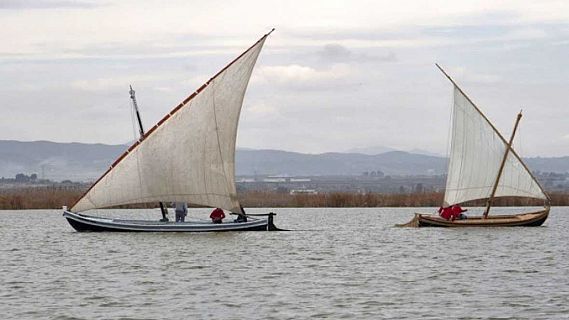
[396,213,421,228]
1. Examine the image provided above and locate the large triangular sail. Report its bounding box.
[71,32,271,213]
[440,68,548,206]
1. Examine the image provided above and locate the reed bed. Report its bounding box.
[0,186,84,210]
[1,186,569,210]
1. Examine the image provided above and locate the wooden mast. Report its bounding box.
[129,85,145,138]
[129,85,170,222]
[483,111,522,218]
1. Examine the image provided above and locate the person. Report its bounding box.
[438,204,467,221]
[174,202,188,222]
[438,205,453,220]
[159,203,169,222]
[210,208,225,224]
[451,205,468,220]
[234,213,248,223]
[233,205,247,223]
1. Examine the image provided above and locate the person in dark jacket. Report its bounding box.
[233,205,247,223]
[174,202,188,222]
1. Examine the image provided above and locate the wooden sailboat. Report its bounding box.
[63,30,281,232]
[400,64,550,227]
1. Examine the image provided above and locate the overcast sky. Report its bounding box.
[1,0,568,156]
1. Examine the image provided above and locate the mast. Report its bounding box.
[129,85,170,222]
[129,85,145,138]
[483,111,522,218]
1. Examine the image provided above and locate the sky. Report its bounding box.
[1,0,568,157]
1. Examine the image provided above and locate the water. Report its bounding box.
[1,207,568,319]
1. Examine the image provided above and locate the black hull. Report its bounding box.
[63,211,280,232]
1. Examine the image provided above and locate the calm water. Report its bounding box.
[1,207,568,319]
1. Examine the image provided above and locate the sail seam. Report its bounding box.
[211,71,235,208]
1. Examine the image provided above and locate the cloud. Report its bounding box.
[153,86,174,93]
[317,43,397,63]
[318,44,352,61]
[246,101,278,115]
[2,1,569,156]
[0,0,103,10]
[424,24,551,47]
[71,74,167,92]
[252,64,355,89]
[441,66,503,84]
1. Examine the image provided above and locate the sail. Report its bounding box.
[71,35,268,213]
[443,86,547,205]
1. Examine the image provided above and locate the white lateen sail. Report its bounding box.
[72,34,269,213]
[443,85,547,206]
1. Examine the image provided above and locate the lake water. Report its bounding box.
[1,207,568,319]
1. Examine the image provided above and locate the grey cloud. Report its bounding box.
[286,28,413,42]
[318,44,352,62]
[1,13,568,156]
[317,43,397,64]
[0,35,248,62]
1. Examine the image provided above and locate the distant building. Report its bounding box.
[290,189,318,195]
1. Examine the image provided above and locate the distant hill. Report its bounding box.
[0,140,127,181]
[0,140,568,181]
[345,145,442,157]
[344,146,398,155]
[236,150,446,176]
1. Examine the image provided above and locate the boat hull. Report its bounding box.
[398,208,549,228]
[63,211,280,232]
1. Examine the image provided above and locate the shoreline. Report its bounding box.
[0,187,565,210]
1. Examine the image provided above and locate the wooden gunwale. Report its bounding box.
[412,207,549,227]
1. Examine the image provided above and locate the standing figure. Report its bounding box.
[174,202,188,222]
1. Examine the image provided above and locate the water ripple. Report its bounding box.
[1,207,568,319]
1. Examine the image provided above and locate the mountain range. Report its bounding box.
[0,140,567,181]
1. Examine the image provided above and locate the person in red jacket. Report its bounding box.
[210,208,225,224]
[451,205,468,220]
[438,205,467,221]
[438,206,453,220]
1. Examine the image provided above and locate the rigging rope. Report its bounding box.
[129,100,138,142]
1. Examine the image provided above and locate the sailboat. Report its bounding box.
[63,30,281,232]
[400,64,550,227]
